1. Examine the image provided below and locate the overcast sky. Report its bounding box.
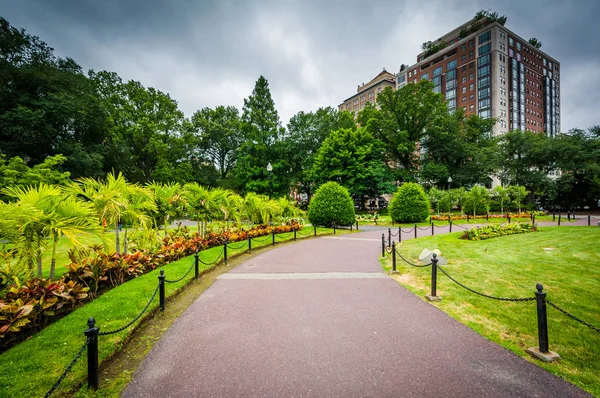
[2,0,599,131]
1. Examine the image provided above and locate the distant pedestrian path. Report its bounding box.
[123,226,589,397]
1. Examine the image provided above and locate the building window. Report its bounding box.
[469,40,473,48]
[462,96,466,103]
[469,83,474,91]
[469,63,474,70]
[479,43,491,55]
[447,60,457,70]
[470,104,475,111]
[446,89,456,99]
[462,86,466,93]
[421,73,429,80]
[509,48,514,57]
[516,41,521,51]
[509,37,514,46]
[462,54,466,62]
[470,94,474,101]
[408,71,412,77]
[433,66,442,76]
[469,73,474,80]
[447,69,456,80]
[469,51,473,59]
[462,76,467,83]
[461,44,466,51]
[478,31,491,44]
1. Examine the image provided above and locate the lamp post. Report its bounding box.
[266,162,273,200]
[447,177,453,219]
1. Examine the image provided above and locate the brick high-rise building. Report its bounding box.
[396,17,560,137]
[338,69,396,117]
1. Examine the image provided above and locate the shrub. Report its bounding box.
[462,199,489,216]
[460,223,538,241]
[389,183,430,223]
[308,182,355,227]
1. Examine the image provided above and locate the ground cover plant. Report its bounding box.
[0,224,345,398]
[381,227,600,396]
[459,223,538,240]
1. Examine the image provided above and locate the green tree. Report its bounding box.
[463,185,490,216]
[147,182,185,236]
[357,80,447,180]
[235,76,289,196]
[421,109,498,187]
[428,187,443,216]
[510,185,530,214]
[191,106,242,182]
[389,183,430,223]
[492,185,510,216]
[285,107,356,201]
[0,155,71,197]
[308,182,355,227]
[311,127,393,208]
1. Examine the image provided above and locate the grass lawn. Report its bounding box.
[358,214,572,227]
[0,226,346,398]
[381,227,600,396]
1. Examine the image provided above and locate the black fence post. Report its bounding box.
[333,223,336,234]
[159,270,165,312]
[84,318,99,391]
[426,253,440,301]
[248,235,252,252]
[356,220,359,230]
[388,228,391,248]
[449,219,453,233]
[535,283,549,353]
[588,214,591,226]
[552,211,555,221]
[431,223,435,236]
[567,212,571,222]
[381,233,385,257]
[392,241,397,272]
[194,251,199,281]
[314,225,317,236]
[272,230,275,246]
[398,226,402,243]
[294,228,297,240]
[414,224,417,239]
[558,213,561,226]
[224,241,228,264]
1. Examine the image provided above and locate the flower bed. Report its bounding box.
[431,211,545,221]
[459,223,538,241]
[0,221,302,351]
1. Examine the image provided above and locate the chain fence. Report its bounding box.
[197,248,225,265]
[44,338,90,398]
[416,225,431,231]
[99,282,160,336]
[164,261,195,284]
[226,241,248,250]
[275,232,294,240]
[394,248,432,268]
[250,235,271,243]
[436,266,535,302]
[297,228,313,236]
[547,300,600,333]
[389,230,399,237]
[400,227,415,233]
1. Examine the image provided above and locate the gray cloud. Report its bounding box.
[1,0,598,130]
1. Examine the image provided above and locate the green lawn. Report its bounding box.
[358,214,571,227]
[381,227,600,396]
[0,226,345,398]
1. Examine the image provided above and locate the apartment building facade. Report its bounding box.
[396,18,560,137]
[338,69,396,117]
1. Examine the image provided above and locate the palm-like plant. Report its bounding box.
[468,185,491,217]
[429,187,443,216]
[510,185,530,214]
[120,185,156,254]
[147,182,185,237]
[492,185,510,217]
[182,183,211,236]
[70,172,130,253]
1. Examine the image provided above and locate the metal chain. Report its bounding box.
[436,266,535,302]
[226,241,248,250]
[44,338,90,398]
[164,261,195,283]
[275,232,294,240]
[389,230,399,237]
[197,248,224,265]
[250,235,271,243]
[400,227,415,233]
[99,282,160,336]
[297,229,312,236]
[547,300,600,333]
[385,247,393,254]
[416,226,431,231]
[394,248,432,267]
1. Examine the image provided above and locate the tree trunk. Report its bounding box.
[50,235,58,280]
[36,234,42,278]
[123,228,128,255]
[115,222,120,254]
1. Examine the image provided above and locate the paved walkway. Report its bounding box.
[123,227,590,397]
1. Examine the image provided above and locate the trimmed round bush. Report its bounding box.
[389,183,430,223]
[308,182,355,227]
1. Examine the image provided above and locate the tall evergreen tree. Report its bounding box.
[235,76,289,196]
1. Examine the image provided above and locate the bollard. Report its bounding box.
[272,230,275,246]
[381,233,385,257]
[398,226,402,243]
[535,283,549,353]
[391,241,397,272]
[426,254,440,301]
[248,236,252,252]
[414,224,417,239]
[449,219,453,233]
[558,213,561,226]
[388,228,391,248]
[314,225,317,236]
[589,214,591,226]
[159,270,165,312]
[194,251,199,281]
[431,222,435,236]
[294,228,297,240]
[333,224,336,234]
[526,284,559,362]
[84,318,99,390]
[224,241,228,264]
[356,220,359,230]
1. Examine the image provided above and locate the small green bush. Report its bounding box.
[462,199,489,216]
[460,223,538,241]
[308,182,355,226]
[389,183,430,223]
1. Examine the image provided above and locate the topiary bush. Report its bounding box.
[308,182,355,227]
[389,183,430,223]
